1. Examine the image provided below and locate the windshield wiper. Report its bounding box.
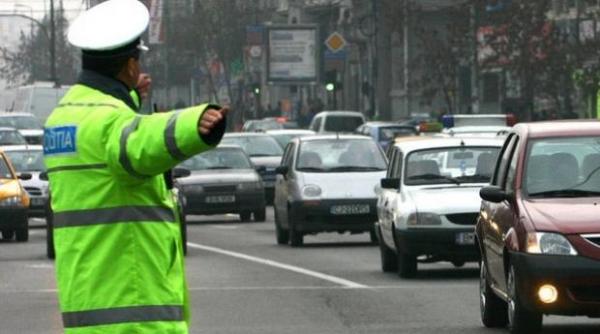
[407,173,460,185]
[328,166,385,172]
[297,167,328,172]
[456,174,491,182]
[529,189,600,198]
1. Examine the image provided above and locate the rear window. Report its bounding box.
[323,116,364,132]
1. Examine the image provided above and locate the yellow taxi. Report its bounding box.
[0,149,30,242]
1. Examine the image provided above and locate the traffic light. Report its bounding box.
[252,83,261,95]
[325,70,338,92]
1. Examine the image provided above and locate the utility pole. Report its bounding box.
[402,0,410,117]
[470,3,480,114]
[50,0,57,86]
[370,0,378,119]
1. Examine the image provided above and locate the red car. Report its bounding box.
[476,121,600,334]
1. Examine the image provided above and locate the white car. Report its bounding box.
[274,135,387,246]
[375,137,503,278]
[308,111,366,133]
[0,112,44,144]
[265,129,315,148]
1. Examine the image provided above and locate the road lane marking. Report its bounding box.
[187,242,368,289]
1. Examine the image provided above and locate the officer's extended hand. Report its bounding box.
[136,73,152,100]
[199,107,229,135]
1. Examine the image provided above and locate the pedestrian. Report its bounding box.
[42,1,227,333]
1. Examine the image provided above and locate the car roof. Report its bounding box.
[514,120,600,138]
[314,111,364,117]
[0,112,35,117]
[1,145,43,152]
[362,121,414,128]
[224,132,273,138]
[0,127,19,131]
[265,129,315,135]
[444,125,511,133]
[296,134,374,142]
[393,137,504,153]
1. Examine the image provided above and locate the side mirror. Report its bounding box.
[480,186,508,203]
[172,167,191,179]
[381,178,400,190]
[18,172,32,181]
[275,166,289,175]
[39,172,49,181]
[255,165,266,173]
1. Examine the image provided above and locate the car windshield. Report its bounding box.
[0,130,27,145]
[4,150,45,172]
[180,148,252,170]
[221,136,283,157]
[379,127,416,141]
[0,116,42,130]
[270,133,312,148]
[0,156,14,179]
[405,146,500,185]
[296,139,387,172]
[525,137,600,197]
[323,116,364,132]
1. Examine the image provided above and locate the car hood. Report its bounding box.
[177,169,259,185]
[522,198,600,234]
[407,186,483,214]
[249,156,281,167]
[300,171,386,199]
[0,179,22,198]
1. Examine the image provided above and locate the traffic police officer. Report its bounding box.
[43,0,227,333]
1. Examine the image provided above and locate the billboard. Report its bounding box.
[267,25,318,83]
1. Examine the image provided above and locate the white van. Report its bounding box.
[308,111,366,133]
[12,82,70,124]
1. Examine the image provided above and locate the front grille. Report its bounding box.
[445,213,479,225]
[204,185,237,193]
[24,187,42,196]
[584,236,600,248]
[569,286,600,303]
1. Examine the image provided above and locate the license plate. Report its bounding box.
[31,198,45,206]
[456,232,475,245]
[205,195,235,204]
[330,204,370,215]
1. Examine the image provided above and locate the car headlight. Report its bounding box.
[527,232,577,256]
[302,184,322,197]
[0,196,23,207]
[237,182,262,191]
[407,212,442,226]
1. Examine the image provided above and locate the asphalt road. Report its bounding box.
[1,210,599,334]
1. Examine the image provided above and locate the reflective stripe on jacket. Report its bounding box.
[44,72,221,334]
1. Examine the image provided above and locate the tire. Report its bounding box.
[1,230,15,241]
[480,259,508,328]
[254,208,266,222]
[15,228,28,242]
[369,229,378,244]
[379,229,398,273]
[397,250,417,278]
[240,211,252,222]
[452,260,466,268]
[180,216,187,256]
[507,262,542,334]
[274,211,289,245]
[289,229,303,247]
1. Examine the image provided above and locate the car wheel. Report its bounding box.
[240,211,252,222]
[507,262,542,334]
[254,208,266,222]
[289,229,303,247]
[1,230,15,240]
[397,250,417,278]
[15,228,28,242]
[369,228,378,244]
[379,228,398,273]
[274,211,289,245]
[452,260,466,268]
[180,215,187,256]
[479,259,508,327]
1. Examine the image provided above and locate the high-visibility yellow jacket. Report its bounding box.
[43,70,224,334]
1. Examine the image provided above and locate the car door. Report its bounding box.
[380,147,403,249]
[275,142,296,229]
[481,134,519,290]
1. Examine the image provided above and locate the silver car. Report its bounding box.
[175,146,266,222]
[3,145,48,218]
[0,127,28,147]
[0,113,44,145]
[376,137,502,278]
[221,133,284,203]
[274,135,387,246]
